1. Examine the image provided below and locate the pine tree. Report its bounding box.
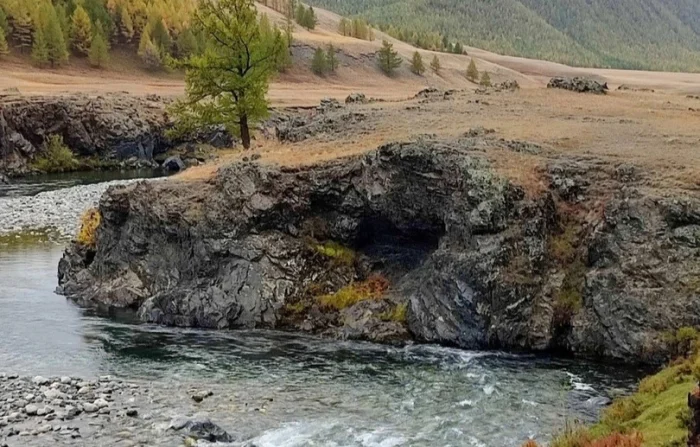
[118,5,135,43]
[326,44,338,72]
[284,15,294,47]
[138,27,161,69]
[88,23,109,68]
[71,6,93,56]
[377,40,402,76]
[45,6,69,67]
[302,6,316,30]
[410,51,425,75]
[430,55,441,73]
[338,18,350,36]
[32,28,49,67]
[479,71,492,87]
[466,58,479,82]
[311,46,327,75]
[149,15,171,55]
[0,8,9,37]
[294,3,305,26]
[453,42,463,54]
[0,31,9,58]
[169,0,286,150]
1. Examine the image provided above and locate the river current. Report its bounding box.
[0,175,644,446]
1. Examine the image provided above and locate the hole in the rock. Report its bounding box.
[354,215,444,272]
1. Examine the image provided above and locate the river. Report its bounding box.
[0,174,644,446]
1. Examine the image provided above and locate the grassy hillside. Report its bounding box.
[310,0,700,72]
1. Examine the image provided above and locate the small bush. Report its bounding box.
[31,135,79,173]
[318,275,389,310]
[314,241,356,267]
[551,426,593,447]
[601,397,641,427]
[76,208,101,248]
[521,440,540,447]
[379,303,407,323]
[638,374,671,395]
[284,301,307,315]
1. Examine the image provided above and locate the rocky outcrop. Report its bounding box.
[547,77,608,94]
[57,139,700,363]
[0,93,231,177]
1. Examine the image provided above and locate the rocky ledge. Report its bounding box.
[0,92,231,177]
[57,139,700,364]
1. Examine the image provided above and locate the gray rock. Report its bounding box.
[31,376,49,386]
[191,390,213,403]
[82,403,97,413]
[24,404,38,416]
[547,76,608,94]
[162,155,186,172]
[169,416,234,443]
[345,93,367,104]
[93,398,109,409]
[60,377,72,385]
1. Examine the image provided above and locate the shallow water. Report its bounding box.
[0,242,645,446]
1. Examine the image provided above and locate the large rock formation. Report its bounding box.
[57,140,700,363]
[0,93,231,176]
[547,77,608,94]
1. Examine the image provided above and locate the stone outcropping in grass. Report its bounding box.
[547,77,608,94]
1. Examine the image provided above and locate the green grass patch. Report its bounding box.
[317,275,389,311]
[0,228,63,248]
[314,241,356,267]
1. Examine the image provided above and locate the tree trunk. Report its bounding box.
[240,113,251,149]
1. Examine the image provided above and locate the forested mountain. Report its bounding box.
[311,0,700,72]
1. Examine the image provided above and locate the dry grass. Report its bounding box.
[76,208,101,248]
[317,275,389,310]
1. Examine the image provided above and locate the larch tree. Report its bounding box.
[0,29,8,58]
[466,58,478,82]
[169,0,286,149]
[326,44,338,72]
[311,46,327,75]
[410,51,425,75]
[479,71,491,87]
[31,28,49,67]
[377,39,402,76]
[71,6,93,56]
[45,6,69,67]
[89,23,110,68]
[430,55,441,73]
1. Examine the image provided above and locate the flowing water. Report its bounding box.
[0,175,645,446]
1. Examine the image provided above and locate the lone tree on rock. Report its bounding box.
[430,55,441,73]
[410,51,425,75]
[378,40,402,76]
[169,0,286,149]
[480,71,492,87]
[466,58,479,82]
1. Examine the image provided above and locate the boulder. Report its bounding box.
[494,80,520,92]
[345,93,367,104]
[162,156,186,172]
[169,416,234,443]
[547,77,608,94]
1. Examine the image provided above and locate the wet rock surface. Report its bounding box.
[547,77,608,94]
[57,139,700,364]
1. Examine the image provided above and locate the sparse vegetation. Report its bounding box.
[326,44,338,72]
[377,39,402,76]
[318,275,389,310]
[76,208,101,249]
[410,51,425,75]
[295,3,316,30]
[466,59,479,82]
[31,135,79,173]
[378,303,407,323]
[430,55,441,73]
[314,241,356,267]
[338,17,373,41]
[311,47,328,75]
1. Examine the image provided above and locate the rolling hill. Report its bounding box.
[310,0,700,72]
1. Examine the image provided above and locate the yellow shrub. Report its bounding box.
[76,208,101,248]
[314,241,356,267]
[318,275,389,310]
[379,303,408,323]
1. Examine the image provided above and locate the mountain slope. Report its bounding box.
[310,0,700,72]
